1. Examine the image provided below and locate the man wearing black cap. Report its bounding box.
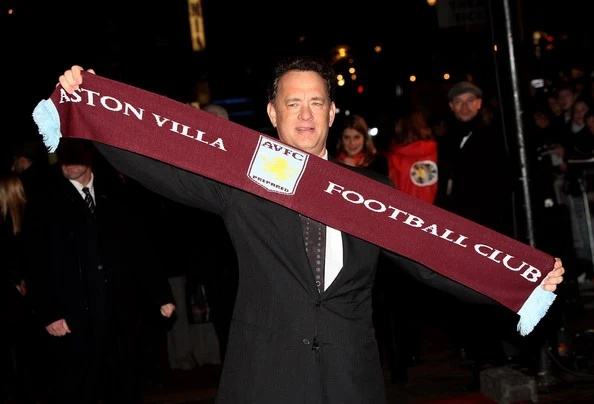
[436,80,513,233]
[435,80,517,390]
[447,81,483,106]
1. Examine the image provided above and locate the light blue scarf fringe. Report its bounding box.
[517,285,556,336]
[32,99,61,153]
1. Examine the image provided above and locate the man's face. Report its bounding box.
[571,100,590,124]
[449,92,482,122]
[267,71,336,157]
[61,163,91,183]
[11,156,32,174]
[548,96,561,116]
[534,112,549,129]
[558,89,576,112]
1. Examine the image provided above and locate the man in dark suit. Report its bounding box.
[25,139,175,404]
[435,81,514,236]
[434,81,555,390]
[57,56,565,404]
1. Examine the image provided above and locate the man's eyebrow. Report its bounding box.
[283,96,327,103]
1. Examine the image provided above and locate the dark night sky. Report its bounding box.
[3,0,592,142]
[4,0,436,135]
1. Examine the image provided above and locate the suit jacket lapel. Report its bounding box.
[60,176,85,210]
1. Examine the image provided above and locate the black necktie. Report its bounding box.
[82,186,96,216]
[300,215,326,294]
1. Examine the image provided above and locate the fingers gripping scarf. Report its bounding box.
[33,73,556,336]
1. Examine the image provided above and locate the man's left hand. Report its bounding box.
[160,303,176,318]
[542,258,565,292]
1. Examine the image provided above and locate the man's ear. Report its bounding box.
[267,103,277,127]
[328,102,336,127]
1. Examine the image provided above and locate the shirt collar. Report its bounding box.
[70,172,95,193]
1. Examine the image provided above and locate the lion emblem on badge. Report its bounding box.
[262,157,296,181]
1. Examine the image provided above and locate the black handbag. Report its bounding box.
[187,282,211,324]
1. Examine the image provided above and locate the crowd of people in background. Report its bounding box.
[326,64,593,387]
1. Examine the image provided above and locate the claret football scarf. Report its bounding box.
[33,73,557,336]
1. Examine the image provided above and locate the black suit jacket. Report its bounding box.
[96,143,493,404]
[435,117,515,236]
[26,164,173,349]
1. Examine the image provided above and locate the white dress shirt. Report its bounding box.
[321,151,343,290]
[70,173,96,204]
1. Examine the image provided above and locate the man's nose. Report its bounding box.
[299,106,314,120]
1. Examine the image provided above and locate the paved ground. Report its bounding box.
[144,281,594,403]
[144,347,594,403]
[5,281,590,403]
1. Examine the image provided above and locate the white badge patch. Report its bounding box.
[409,160,438,187]
[248,136,309,195]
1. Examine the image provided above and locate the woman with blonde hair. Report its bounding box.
[0,174,27,296]
[0,173,27,236]
[1,173,35,403]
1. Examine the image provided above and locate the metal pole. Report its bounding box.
[581,175,594,268]
[572,164,594,270]
[501,0,557,387]
[501,0,535,247]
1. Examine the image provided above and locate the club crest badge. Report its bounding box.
[410,160,438,186]
[248,136,309,195]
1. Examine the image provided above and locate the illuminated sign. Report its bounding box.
[188,0,206,51]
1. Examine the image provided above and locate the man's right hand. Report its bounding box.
[58,65,95,94]
[46,319,71,337]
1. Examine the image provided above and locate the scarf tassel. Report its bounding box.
[517,284,556,336]
[33,99,61,153]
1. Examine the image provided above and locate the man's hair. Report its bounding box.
[202,103,230,120]
[556,81,576,94]
[267,55,337,104]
